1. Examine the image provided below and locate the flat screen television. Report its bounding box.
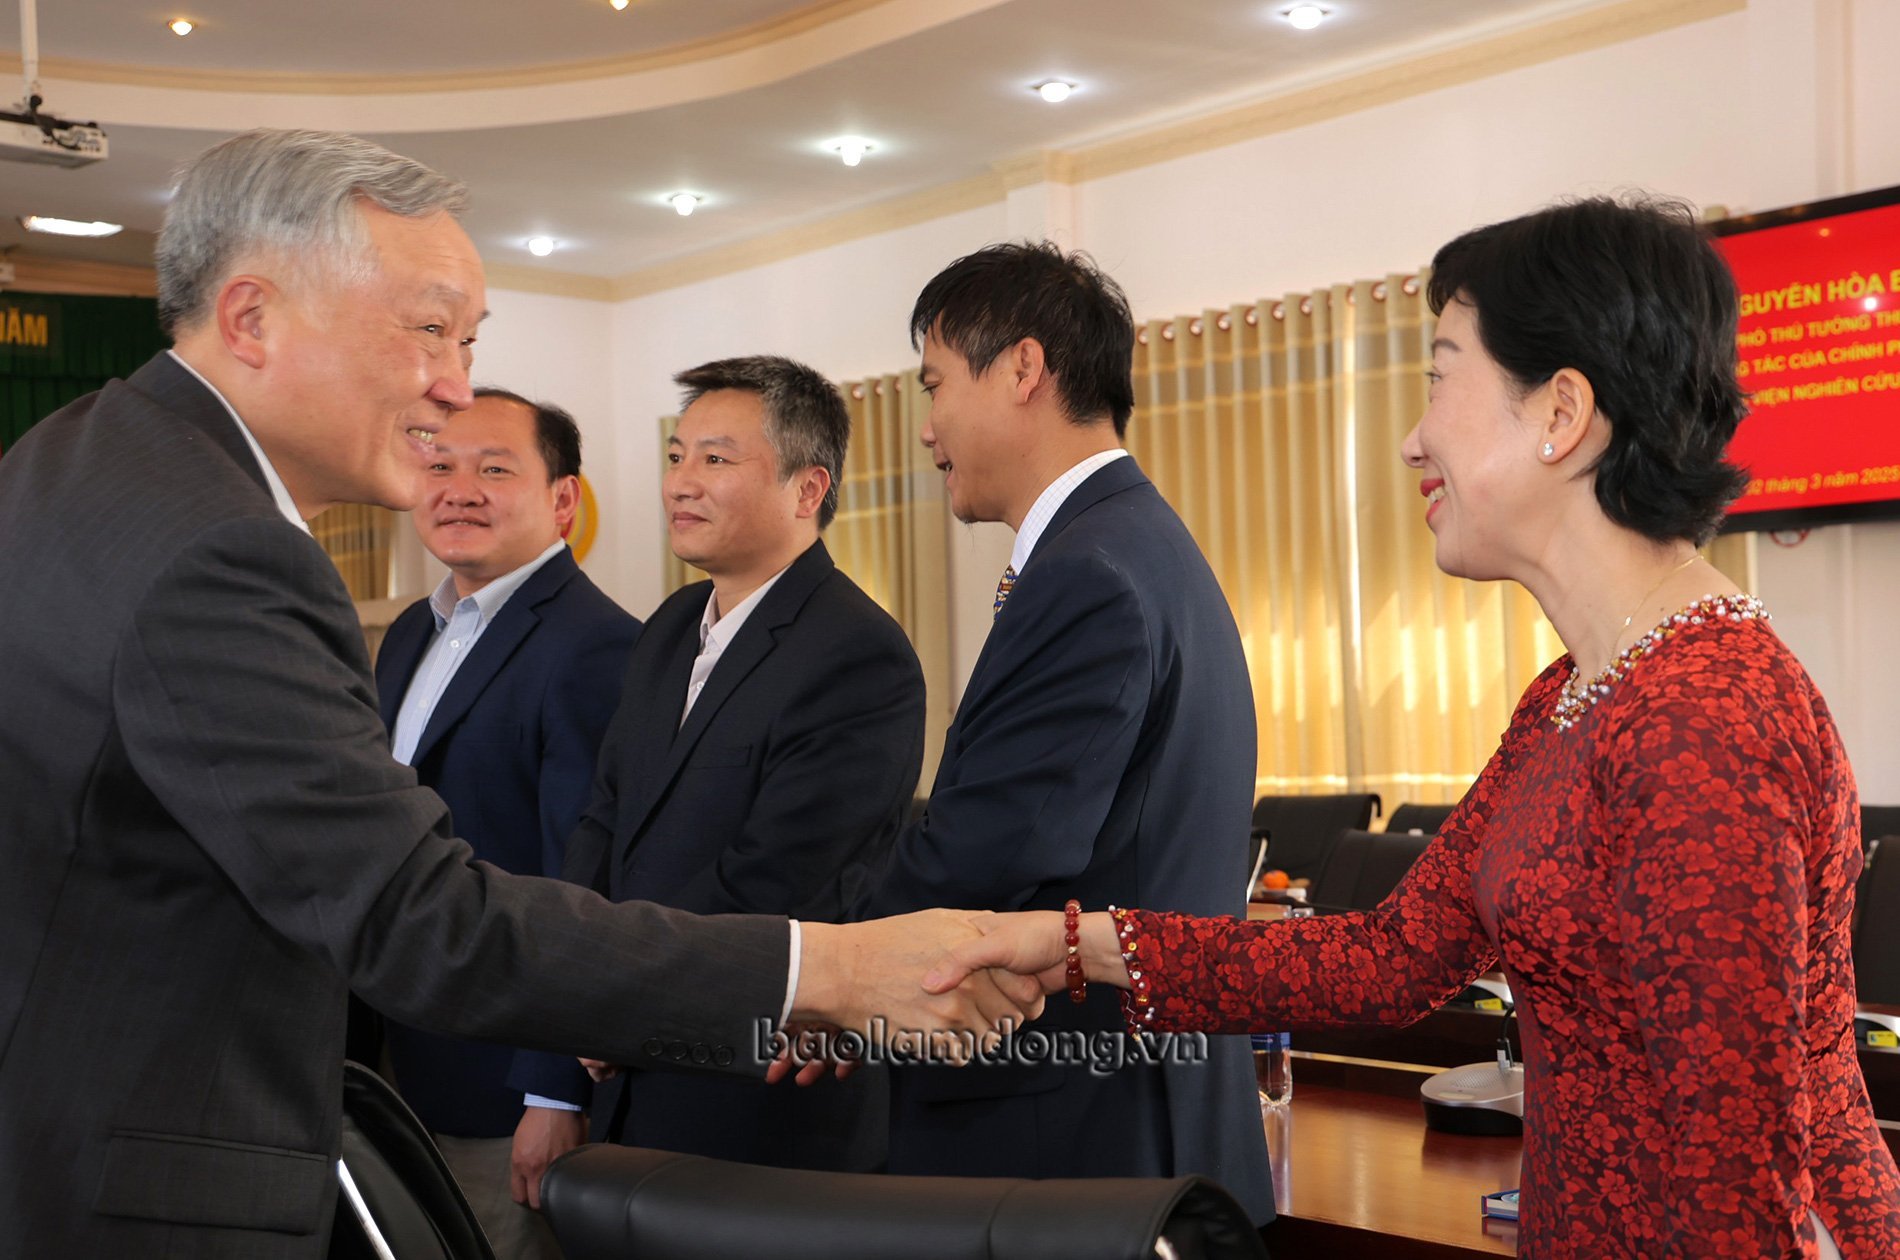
[1709,184,1900,534]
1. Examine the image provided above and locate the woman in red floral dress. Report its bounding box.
[932,198,1900,1257]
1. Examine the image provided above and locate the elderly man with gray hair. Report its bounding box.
[0,129,1037,1258]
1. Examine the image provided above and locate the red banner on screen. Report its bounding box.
[1715,195,1900,521]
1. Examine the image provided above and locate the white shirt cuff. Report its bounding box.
[781,920,801,1027]
[523,1095,583,1112]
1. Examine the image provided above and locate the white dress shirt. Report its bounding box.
[680,564,791,726]
[1010,448,1129,574]
[388,539,568,766]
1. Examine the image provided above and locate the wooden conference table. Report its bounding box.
[1255,1066,1519,1258]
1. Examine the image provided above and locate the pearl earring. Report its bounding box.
[1541,442,1555,458]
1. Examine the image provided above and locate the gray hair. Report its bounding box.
[156,128,469,336]
[673,356,851,529]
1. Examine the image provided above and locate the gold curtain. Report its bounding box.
[660,374,952,787]
[1128,277,1562,806]
[835,373,951,787]
[310,503,397,661]
[311,503,394,602]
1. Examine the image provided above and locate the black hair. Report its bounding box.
[1427,196,1749,545]
[471,386,582,482]
[673,355,850,529]
[910,240,1136,437]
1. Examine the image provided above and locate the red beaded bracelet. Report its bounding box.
[1064,899,1086,1004]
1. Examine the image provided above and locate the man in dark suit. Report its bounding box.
[566,355,924,1171]
[373,387,639,1255]
[857,242,1274,1224]
[0,128,1034,1259]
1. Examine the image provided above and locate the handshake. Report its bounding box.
[582,907,1132,1082]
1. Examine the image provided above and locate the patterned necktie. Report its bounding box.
[993,565,1018,620]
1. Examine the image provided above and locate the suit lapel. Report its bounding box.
[375,611,435,731]
[957,457,1150,709]
[629,542,835,835]
[409,549,579,764]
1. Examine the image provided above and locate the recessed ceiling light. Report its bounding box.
[1281,4,1330,30]
[1032,79,1077,104]
[526,236,556,257]
[169,18,195,36]
[825,137,875,168]
[610,0,629,9]
[667,193,702,217]
[21,215,123,237]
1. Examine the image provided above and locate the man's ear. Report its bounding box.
[792,465,832,521]
[214,275,276,371]
[551,474,581,535]
[1007,337,1050,405]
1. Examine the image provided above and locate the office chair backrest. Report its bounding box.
[1385,802,1456,835]
[542,1145,1269,1260]
[331,1061,495,1260]
[1856,837,1900,1006]
[1862,804,1900,849]
[1311,828,1432,913]
[1249,793,1381,883]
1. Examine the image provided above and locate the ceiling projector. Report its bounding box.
[1,106,108,168]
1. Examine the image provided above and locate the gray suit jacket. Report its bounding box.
[0,354,787,1258]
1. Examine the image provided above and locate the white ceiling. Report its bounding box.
[0,0,1626,283]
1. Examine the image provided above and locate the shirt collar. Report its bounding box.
[698,561,794,654]
[427,538,569,631]
[1010,448,1129,573]
[166,349,310,535]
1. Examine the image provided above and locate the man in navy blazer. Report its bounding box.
[565,356,925,1171]
[374,388,639,1257]
[858,243,1274,1224]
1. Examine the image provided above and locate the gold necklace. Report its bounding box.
[1553,552,1700,727]
[1613,552,1701,655]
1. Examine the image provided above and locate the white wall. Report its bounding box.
[472,0,1900,799]
[391,284,621,601]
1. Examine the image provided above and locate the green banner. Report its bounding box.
[0,292,164,457]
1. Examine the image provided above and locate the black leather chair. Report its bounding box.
[1309,828,1431,913]
[331,1061,495,1260]
[1863,804,1900,848]
[1249,793,1381,883]
[542,1145,1269,1260]
[1385,802,1456,835]
[1855,836,1900,1006]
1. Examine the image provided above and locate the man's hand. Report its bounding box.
[577,1058,619,1083]
[509,1106,586,1210]
[920,909,1126,998]
[790,910,1046,1062]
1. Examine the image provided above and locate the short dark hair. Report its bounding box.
[1427,196,1749,545]
[471,386,582,482]
[910,241,1136,437]
[673,356,850,529]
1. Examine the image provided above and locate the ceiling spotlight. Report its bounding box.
[526,236,556,257]
[1032,79,1076,104]
[826,137,875,167]
[1281,4,1330,30]
[610,0,629,9]
[21,216,124,237]
[169,18,195,36]
[668,193,702,217]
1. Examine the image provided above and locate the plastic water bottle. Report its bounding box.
[1251,905,1312,1109]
